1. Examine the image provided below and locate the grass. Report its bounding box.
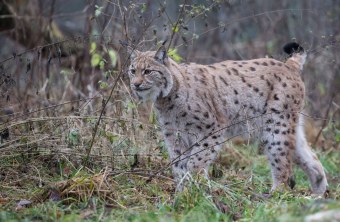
[0,140,339,222]
[0,114,339,222]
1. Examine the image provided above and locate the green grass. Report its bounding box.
[0,144,339,222]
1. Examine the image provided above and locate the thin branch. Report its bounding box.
[313,95,335,147]
[83,11,159,166]
[166,0,187,51]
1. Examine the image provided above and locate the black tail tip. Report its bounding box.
[283,42,304,56]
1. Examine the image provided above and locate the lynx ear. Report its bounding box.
[161,72,173,97]
[127,46,139,60]
[154,46,168,64]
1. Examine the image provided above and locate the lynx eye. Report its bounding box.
[130,69,136,74]
[144,69,151,75]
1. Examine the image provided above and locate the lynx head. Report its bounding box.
[127,46,174,102]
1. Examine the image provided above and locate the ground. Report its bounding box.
[0,141,339,222]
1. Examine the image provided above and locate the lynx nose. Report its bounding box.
[134,82,142,88]
[132,78,143,88]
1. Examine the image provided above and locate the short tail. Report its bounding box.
[283,42,306,71]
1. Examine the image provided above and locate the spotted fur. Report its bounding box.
[127,43,328,195]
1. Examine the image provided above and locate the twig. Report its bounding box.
[166,0,187,51]
[83,9,160,166]
[313,95,334,146]
[0,97,102,128]
[107,169,174,182]
[0,37,80,64]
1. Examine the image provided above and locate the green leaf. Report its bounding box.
[90,42,96,53]
[105,131,119,144]
[91,53,102,67]
[108,49,117,67]
[104,70,113,78]
[140,3,147,13]
[172,25,179,33]
[335,129,340,142]
[127,101,137,110]
[60,68,73,76]
[68,128,80,146]
[168,48,183,63]
[98,80,109,89]
[85,118,97,124]
[99,60,105,70]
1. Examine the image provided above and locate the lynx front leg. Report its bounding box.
[167,131,224,191]
[185,133,224,180]
[171,151,191,192]
[163,130,193,191]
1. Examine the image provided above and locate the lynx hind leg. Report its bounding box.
[294,115,328,195]
[261,114,296,192]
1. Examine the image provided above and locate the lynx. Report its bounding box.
[127,42,328,195]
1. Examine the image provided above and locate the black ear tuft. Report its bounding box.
[283,42,304,56]
[154,46,167,64]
